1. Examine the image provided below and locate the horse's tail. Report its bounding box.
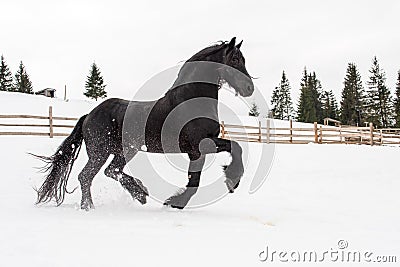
[33,114,87,206]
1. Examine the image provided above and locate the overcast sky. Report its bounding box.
[1,0,399,105]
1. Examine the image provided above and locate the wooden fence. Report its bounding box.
[1,107,400,146]
[0,106,78,138]
[221,119,400,146]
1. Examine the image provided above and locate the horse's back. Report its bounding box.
[82,98,129,154]
[82,98,157,155]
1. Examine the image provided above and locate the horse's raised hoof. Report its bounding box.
[223,164,242,193]
[225,179,239,193]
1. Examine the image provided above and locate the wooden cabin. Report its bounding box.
[35,88,56,98]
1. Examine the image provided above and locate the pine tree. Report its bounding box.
[365,57,392,127]
[249,102,260,117]
[308,72,324,123]
[0,55,14,92]
[340,63,365,126]
[84,62,107,101]
[14,61,33,94]
[271,71,294,120]
[297,68,314,122]
[271,86,282,119]
[297,68,323,123]
[322,90,339,120]
[394,70,400,127]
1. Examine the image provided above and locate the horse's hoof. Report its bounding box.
[81,201,95,211]
[163,202,184,210]
[163,197,185,209]
[132,189,147,205]
[225,179,237,193]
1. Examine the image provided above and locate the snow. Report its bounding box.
[0,92,399,266]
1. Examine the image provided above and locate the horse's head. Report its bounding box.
[219,37,254,97]
[172,38,255,97]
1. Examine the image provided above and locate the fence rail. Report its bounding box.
[1,107,400,146]
[221,120,400,146]
[0,106,78,137]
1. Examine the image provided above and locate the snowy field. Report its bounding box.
[0,93,399,266]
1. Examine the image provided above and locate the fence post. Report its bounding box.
[64,84,67,101]
[380,129,383,145]
[314,122,318,143]
[49,106,54,138]
[369,122,374,146]
[289,119,293,144]
[319,126,323,144]
[221,121,225,139]
[266,119,270,144]
[339,125,342,143]
[258,120,262,142]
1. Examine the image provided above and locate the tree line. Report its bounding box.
[250,56,400,128]
[0,55,33,94]
[0,55,107,101]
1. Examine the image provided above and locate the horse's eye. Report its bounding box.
[232,57,239,64]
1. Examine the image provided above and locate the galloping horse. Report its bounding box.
[35,37,254,210]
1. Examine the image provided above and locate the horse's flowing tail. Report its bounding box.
[34,115,87,206]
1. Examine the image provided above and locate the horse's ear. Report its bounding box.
[227,37,236,51]
[236,40,243,49]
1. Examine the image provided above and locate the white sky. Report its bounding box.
[1,0,399,105]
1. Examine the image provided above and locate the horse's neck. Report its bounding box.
[172,62,220,88]
[168,62,220,101]
[160,59,223,120]
[161,78,219,120]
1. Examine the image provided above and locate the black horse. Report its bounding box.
[35,37,254,210]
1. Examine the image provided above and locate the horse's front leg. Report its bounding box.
[208,137,244,193]
[164,154,205,209]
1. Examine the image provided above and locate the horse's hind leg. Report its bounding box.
[104,153,149,205]
[78,156,108,211]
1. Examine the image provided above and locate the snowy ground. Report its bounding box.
[1,138,399,266]
[0,93,399,266]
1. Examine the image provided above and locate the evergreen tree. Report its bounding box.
[297,68,314,122]
[308,72,324,123]
[297,68,323,123]
[340,63,365,125]
[322,90,339,120]
[0,55,14,92]
[271,86,282,118]
[249,102,260,117]
[365,57,392,127]
[271,71,294,120]
[394,70,400,127]
[14,61,33,94]
[84,62,107,101]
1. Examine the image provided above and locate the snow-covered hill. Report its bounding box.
[0,92,399,266]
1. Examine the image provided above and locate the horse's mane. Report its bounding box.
[185,41,227,62]
[169,41,228,91]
